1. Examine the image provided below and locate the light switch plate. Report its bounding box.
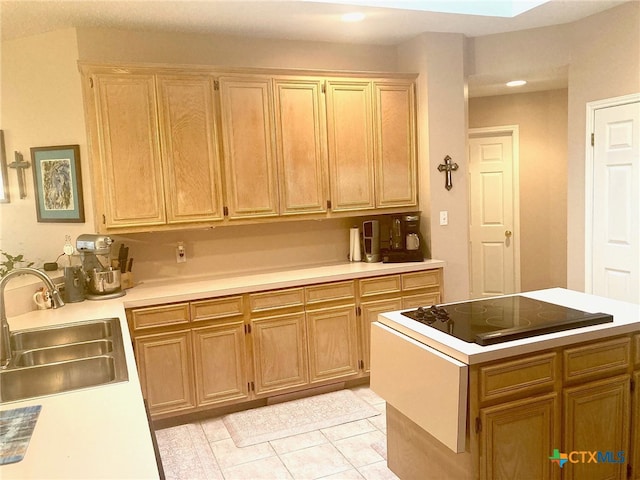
[439,211,448,226]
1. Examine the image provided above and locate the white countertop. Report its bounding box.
[377,288,640,365]
[122,259,446,308]
[0,260,444,479]
[0,299,160,480]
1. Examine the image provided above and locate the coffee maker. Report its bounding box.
[382,213,424,263]
[76,234,125,300]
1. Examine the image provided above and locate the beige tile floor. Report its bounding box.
[155,386,399,480]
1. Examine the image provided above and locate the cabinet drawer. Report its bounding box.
[131,303,190,331]
[479,352,558,403]
[305,281,355,305]
[564,337,631,383]
[402,292,441,309]
[191,295,244,322]
[402,270,441,291]
[250,288,305,313]
[359,275,401,297]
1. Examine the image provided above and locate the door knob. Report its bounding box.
[505,230,512,238]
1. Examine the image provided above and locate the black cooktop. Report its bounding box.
[400,296,613,346]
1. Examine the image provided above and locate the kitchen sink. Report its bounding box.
[10,319,113,351]
[14,339,113,367]
[0,318,128,404]
[1,356,120,403]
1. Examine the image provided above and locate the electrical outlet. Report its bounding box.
[176,242,186,263]
[439,211,449,226]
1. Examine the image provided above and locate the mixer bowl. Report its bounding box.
[87,268,121,294]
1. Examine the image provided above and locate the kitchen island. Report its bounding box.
[371,288,640,480]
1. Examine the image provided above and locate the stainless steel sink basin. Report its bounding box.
[0,318,128,404]
[10,319,113,350]
[1,356,120,403]
[14,339,113,367]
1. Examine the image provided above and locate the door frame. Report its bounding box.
[584,93,640,294]
[468,125,521,297]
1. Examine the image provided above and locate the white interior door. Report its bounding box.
[468,127,520,298]
[591,100,640,303]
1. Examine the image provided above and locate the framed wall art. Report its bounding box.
[30,145,85,223]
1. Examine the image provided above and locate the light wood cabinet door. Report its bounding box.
[251,312,308,396]
[306,305,359,382]
[157,75,224,224]
[92,73,165,228]
[218,76,279,219]
[373,81,417,208]
[632,370,640,480]
[193,322,249,406]
[360,298,403,373]
[563,375,631,480]
[273,79,327,215]
[135,330,195,415]
[325,80,375,212]
[479,393,559,480]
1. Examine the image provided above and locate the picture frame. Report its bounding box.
[30,145,85,223]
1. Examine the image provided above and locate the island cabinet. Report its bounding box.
[633,334,640,480]
[80,63,418,234]
[468,335,635,480]
[382,330,638,480]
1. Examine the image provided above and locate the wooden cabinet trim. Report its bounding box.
[191,296,244,322]
[401,270,441,291]
[634,334,640,367]
[479,352,558,403]
[249,288,305,313]
[563,337,631,383]
[305,280,356,305]
[358,275,401,297]
[131,303,190,331]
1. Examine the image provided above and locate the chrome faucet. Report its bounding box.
[1,267,65,367]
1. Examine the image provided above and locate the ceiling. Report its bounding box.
[0,0,631,96]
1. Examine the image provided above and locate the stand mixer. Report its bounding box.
[76,234,125,300]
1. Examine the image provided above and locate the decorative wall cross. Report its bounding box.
[437,155,459,191]
[8,151,30,199]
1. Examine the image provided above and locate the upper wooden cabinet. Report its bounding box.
[325,80,375,212]
[157,75,224,224]
[374,81,417,208]
[273,78,328,215]
[89,72,166,229]
[218,76,279,219]
[326,78,417,212]
[80,64,418,233]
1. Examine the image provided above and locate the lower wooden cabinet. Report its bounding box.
[306,305,359,383]
[128,267,444,419]
[478,393,559,480]
[563,375,631,480]
[135,330,195,415]
[632,370,640,480]
[192,322,249,406]
[360,298,403,373]
[251,312,309,396]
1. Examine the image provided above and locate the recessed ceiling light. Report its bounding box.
[341,12,365,22]
[506,80,527,87]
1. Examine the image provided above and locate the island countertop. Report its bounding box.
[377,287,640,365]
